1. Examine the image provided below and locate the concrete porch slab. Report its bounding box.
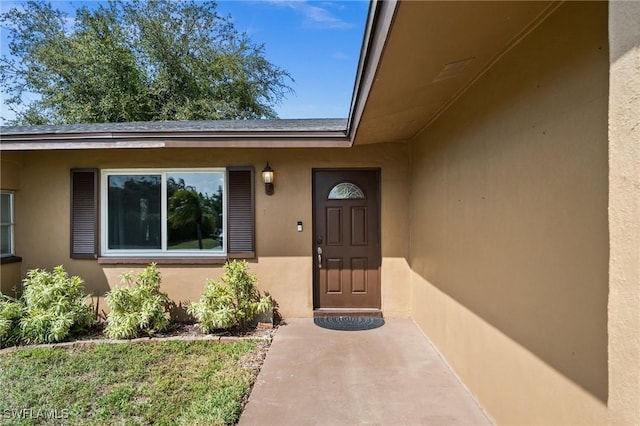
[239,318,492,426]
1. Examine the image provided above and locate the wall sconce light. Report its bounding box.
[262,162,274,195]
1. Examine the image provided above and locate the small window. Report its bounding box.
[102,169,225,256]
[0,191,15,257]
[328,182,365,200]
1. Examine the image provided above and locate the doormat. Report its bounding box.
[313,316,385,331]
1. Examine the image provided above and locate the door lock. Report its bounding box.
[317,246,322,269]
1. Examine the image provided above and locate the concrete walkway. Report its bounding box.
[239,318,492,426]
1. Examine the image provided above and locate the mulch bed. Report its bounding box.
[0,322,277,354]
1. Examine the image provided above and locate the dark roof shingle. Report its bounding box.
[0,118,348,136]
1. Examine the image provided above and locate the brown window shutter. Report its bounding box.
[70,169,98,259]
[227,167,255,258]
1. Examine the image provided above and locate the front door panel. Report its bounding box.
[313,170,381,309]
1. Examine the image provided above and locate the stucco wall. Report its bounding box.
[408,2,609,424]
[1,151,22,191]
[0,262,21,296]
[608,1,640,424]
[0,151,23,294]
[13,143,410,318]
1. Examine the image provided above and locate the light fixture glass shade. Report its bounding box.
[262,162,274,183]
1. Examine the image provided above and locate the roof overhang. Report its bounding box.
[0,120,352,150]
[346,0,398,142]
[0,0,562,151]
[353,0,560,145]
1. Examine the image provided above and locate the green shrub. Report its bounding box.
[188,260,272,332]
[0,295,23,348]
[19,266,95,344]
[105,263,170,339]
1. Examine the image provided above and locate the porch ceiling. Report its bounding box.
[353,0,558,146]
[0,1,562,150]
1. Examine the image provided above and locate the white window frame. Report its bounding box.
[0,191,15,258]
[101,168,227,257]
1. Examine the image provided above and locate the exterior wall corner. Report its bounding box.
[608,1,640,424]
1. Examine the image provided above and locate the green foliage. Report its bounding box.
[188,260,272,332]
[0,340,260,424]
[19,266,95,344]
[105,263,170,339]
[0,0,293,125]
[0,296,23,348]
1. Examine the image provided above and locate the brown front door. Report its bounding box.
[313,169,381,309]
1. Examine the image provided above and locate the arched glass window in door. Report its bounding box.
[328,182,365,200]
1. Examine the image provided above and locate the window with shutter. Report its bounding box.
[91,167,255,260]
[227,167,255,258]
[70,169,98,259]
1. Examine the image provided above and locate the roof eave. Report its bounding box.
[0,130,351,150]
[347,0,399,146]
[0,0,397,150]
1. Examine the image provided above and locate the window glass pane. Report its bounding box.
[167,172,224,251]
[108,175,161,250]
[0,225,11,256]
[328,182,365,200]
[0,193,10,223]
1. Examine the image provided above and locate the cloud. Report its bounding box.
[267,0,355,30]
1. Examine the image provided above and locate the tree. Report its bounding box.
[167,177,216,250]
[0,0,293,125]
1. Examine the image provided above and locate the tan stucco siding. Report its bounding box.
[0,151,23,294]
[408,2,609,424]
[1,151,22,190]
[608,1,640,424]
[14,143,410,318]
[0,262,21,296]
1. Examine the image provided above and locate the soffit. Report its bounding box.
[353,0,558,145]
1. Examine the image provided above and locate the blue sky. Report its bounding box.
[0,0,369,124]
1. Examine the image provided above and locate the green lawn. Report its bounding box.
[168,238,220,250]
[0,340,263,425]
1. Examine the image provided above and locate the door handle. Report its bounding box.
[317,246,322,269]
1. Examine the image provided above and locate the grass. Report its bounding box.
[167,238,220,250]
[0,340,263,425]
